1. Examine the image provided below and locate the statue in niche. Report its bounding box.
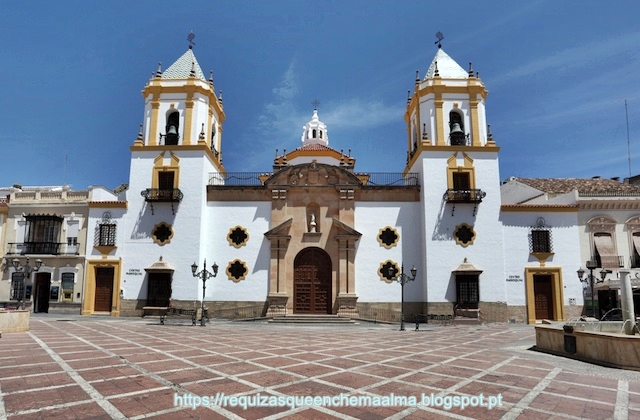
[309,212,317,233]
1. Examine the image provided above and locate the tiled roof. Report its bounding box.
[294,144,337,152]
[162,49,207,81]
[425,48,468,79]
[515,177,640,195]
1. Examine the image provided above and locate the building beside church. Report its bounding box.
[3,42,640,323]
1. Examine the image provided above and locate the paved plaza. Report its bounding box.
[1,315,639,419]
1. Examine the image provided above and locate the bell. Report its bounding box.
[450,123,466,145]
[167,124,178,135]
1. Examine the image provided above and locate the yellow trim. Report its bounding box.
[418,84,488,99]
[469,98,481,146]
[531,252,555,266]
[378,260,399,284]
[152,152,180,190]
[183,96,194,145]
[525,266,565,324]
[453,223,476,247]
[227,225,249,248]
[377,226,399,249]
[447,152,476,190]
[82,259,122,316]
[130,144,225,174]
[151,222,174,245]
[435,97,444,145]
[142,83,226,124]
[226,259,249,282]
[88,201,128,208]
[148,100,160,146]
[94,245,117,257]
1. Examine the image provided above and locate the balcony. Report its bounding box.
[141,188,184,215]
[6,242,80,256]
[443,189,486,216]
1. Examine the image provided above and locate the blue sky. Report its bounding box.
[1,1,640,190]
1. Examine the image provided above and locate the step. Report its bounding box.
[269,315,356,324]
[453,316,484,325]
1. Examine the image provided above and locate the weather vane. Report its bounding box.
[188,32,196,49]
[312,99,320,110]
[435,31,444,48]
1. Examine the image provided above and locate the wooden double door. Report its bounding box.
[294,248,332,314]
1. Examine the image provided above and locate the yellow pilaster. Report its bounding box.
[435,96,444,146]
[470,98,481,146]
[149,100,160,146]
[183,97,194,145]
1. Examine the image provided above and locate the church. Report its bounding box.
[6,41,640,324]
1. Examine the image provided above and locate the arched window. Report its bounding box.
[165,111,180,145]
[319,130,323,139]
[312,129,317,138]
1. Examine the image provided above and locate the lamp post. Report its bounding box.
[12,257,43,310]
[577,260,608,318]
[389,264,417,331]
[191,259,218,326]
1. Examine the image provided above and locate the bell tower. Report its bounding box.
[404,37,505,318]
[121,38,228,312]
[134,45,226,166]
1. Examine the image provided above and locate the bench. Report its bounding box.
[142,306,208,325]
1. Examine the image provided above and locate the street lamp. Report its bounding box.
[389,264,417,331]
[191,259,218,326]
[577,260,608,318]
[12,257,43,310]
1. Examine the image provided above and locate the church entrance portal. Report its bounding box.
[294,248,332,314]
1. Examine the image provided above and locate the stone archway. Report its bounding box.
[294,247,332,314]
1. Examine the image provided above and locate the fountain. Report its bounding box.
[534,270,640,370]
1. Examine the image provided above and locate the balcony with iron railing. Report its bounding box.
[141,188,184,202]
[443,189,486,203]
[6,242,81,256]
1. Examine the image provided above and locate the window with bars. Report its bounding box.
[530,229,552,253]
[456,275,479,309]
[97,224,116,246]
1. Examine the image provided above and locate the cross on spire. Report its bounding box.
[312,99,320,110]
[187,32,196,49]
[435,31,444,48]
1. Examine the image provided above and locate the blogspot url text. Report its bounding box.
[174,392,503,411]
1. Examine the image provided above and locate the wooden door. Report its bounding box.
[294,248,331,314]
[94,267,114,312]
[534,275,554,320]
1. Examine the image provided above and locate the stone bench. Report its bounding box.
[142,306,208,325]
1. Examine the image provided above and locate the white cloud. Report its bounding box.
[321,99,405,130]
[498,31,640,82]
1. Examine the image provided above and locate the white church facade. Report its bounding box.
[4,43,640,324]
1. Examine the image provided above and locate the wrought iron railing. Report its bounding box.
[443,189,486,203]
[7,242,62,255]
[580,191,640,197]
[208,172,419,187]
[353,307,402,323]
[211,304,265,320]
[209,172,266,186]
[141,188,184,202]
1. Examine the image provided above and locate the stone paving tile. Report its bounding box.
[1,317,640,419]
